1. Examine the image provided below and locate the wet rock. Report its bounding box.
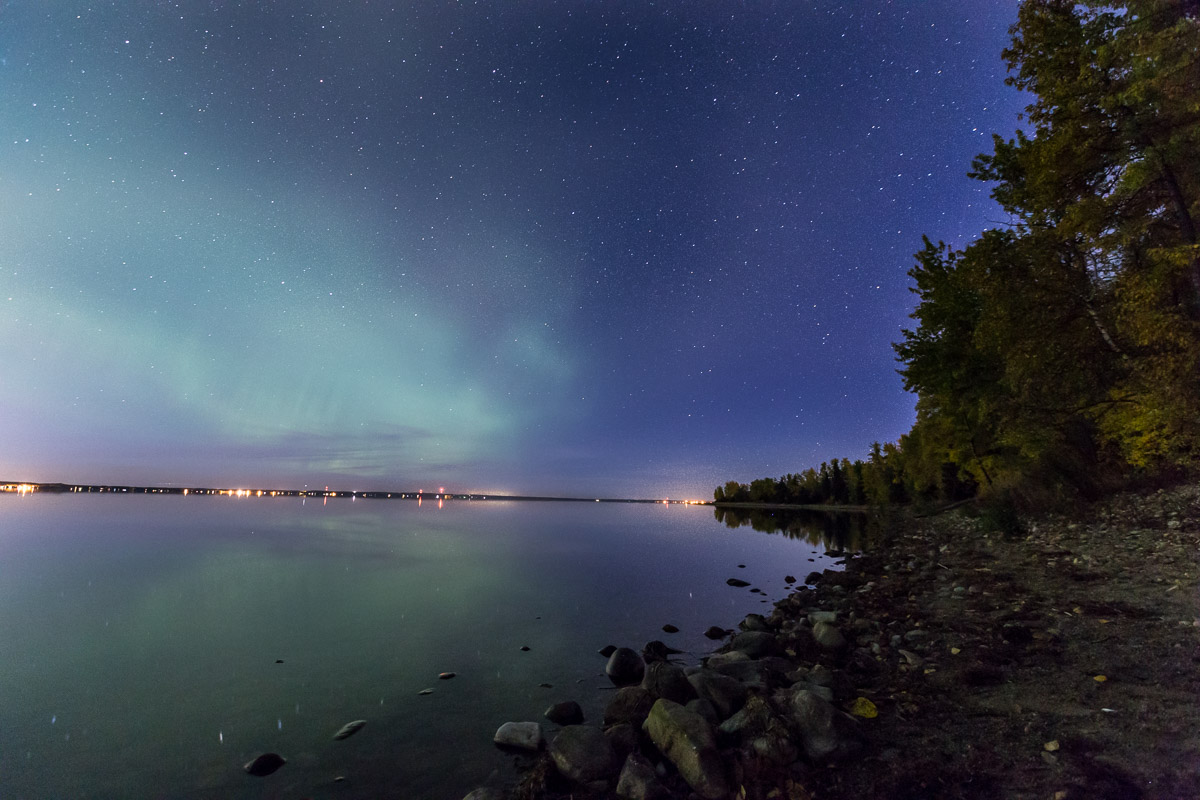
[243,753,286,777]
[439,671,457,680]
[494,721,544,751]
[606,647,646,685]
[730,630,779,658]
[785,575,797,583]
[604,686,655,727]
[805,571,823,585]
[545,700,585,726]
[704,626,729,640]
[549,725,616,784]
[726,577,751,588]
[688,669,749,720]
[662,623,679,634]
[642,661,699,705]
[599,644,618,658]
[616,752,669,800]
[643,699,729,800]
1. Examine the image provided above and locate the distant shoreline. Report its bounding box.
[0,481,710,506]
[711,501,871,513]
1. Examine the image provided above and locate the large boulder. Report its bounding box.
[641,661,698,705]
[643,699,729,800]
[604,686,655,727]
[493,721,543,751]
[549,725,617,784]
[606,647,646,686]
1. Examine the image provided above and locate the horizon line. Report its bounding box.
[0,480,711,506]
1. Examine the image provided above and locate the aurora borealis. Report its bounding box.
[1,1,1025,498]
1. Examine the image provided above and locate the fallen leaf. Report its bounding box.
[1093,675,1107,682]
[848,697,878,718]
[1044,740,1060,752]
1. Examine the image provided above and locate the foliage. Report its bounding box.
[716,1,1200,508]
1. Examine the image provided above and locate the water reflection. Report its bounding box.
[712,506,875,553]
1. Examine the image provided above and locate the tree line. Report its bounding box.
[718,1,1200,508]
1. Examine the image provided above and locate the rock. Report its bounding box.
[686,697,720,725]
[719,695,797,765]
[704,626,729,640]
[243,753,286,776]
[642,661,699,705]
[805,571,823,585]
[688,669,749,720]
[604,686,655,727]
[807,610,838,625]
[599,644,618,658]
[549,725,617,784]
[784,575,797,583]
[545,700,585,726]
[730,630,779,658]
[643,699,729,800]
[418,688,434,695]
[494,721,544,751]
[812,621,847,652]
[704,651,749,669]
[616,752,669,800]
[710,658,778,688]
[787,688,855,763]
[903,629,930,644]
[739,613,770,632]
[726,577,751,588]
[439,671,457,680]
[606,647,646,685]
[332,719,367,740]
[605,722,641,761]
[662,623,679,633]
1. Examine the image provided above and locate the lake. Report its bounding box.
[0,494,865,799]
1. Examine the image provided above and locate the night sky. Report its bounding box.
[2,1,1025,499]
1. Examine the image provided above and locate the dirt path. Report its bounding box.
[806,484,1200,799]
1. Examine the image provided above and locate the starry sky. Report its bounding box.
[1,1,1026,499]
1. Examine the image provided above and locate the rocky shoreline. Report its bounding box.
[458,483,1200,800]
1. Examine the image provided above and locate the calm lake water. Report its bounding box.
[0,494,865,799]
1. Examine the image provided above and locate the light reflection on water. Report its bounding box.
[0,495,864,799]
